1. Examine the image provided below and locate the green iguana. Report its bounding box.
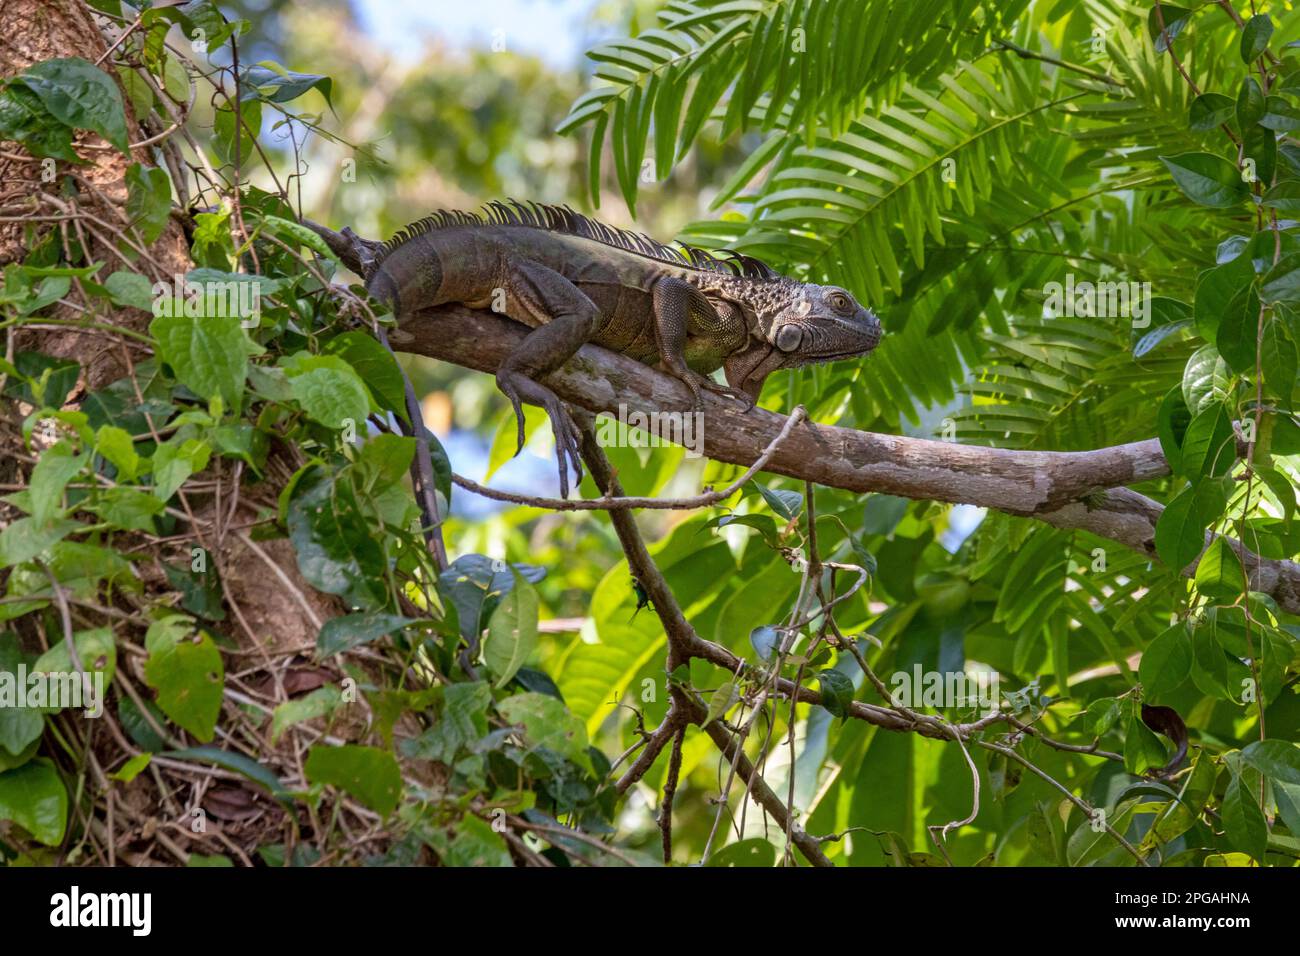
[305,201,882,496]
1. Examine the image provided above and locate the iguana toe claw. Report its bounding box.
[500,385,528,457]
[546,401,583,498]
[700,378,754,411]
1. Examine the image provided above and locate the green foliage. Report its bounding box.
[0,0,1298,870]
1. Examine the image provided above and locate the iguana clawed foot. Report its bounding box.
[677,369,756,412]
[498,372,584,498]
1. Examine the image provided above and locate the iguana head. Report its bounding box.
[720,278,882,399]
[765,282,882,363]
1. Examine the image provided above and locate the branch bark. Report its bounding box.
[397,305,1300,615]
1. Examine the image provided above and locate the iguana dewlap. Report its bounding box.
[306,201,882,497]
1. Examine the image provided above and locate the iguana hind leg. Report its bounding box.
[497,260,598,498]
[652,276,754,410]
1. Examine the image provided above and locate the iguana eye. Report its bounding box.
[776,325,803,351]
[826,291,852,313]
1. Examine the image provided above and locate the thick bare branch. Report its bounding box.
[397,305,1300,615]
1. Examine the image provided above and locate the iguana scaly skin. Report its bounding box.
[306,201,882,496]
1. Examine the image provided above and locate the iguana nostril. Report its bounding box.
[861,309,883,347]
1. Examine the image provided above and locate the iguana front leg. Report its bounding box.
[497,259,597,498]
[652,276,754,410]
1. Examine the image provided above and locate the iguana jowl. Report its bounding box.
[307,201,882,496]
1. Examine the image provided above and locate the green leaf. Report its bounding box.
[435,814,512,867]
[0,516,78,567]
[286,355,370,430]
[1157,386,1192,474]
[28,441,82,526]
[1159,153,1249,208]
[1178,402,1235,480]
[270,686,342,743]
[0,84,78,162]
[1240,14,1273,63]
[1195,254,1253,342]
[1182,345,1232,414]
[484,569,539,689]
[1215,284,1261,374]
[1193,536,1246,600]
[95,425,141,481]
[33,626,116,696]
[125,164,172,244]
[0,758,67,845]
[116,65,153,116]
[287,470,388,608]
[1221,773,1268,861]
[1124,708,1168,775]
[211,100,261,169]
[150,312,248,410]
[404,681,491,763]
[322,332,408,420]
[150,436,210,501]
[0,637,44,758]
[162,561,225,622]
[817,668,854,719]
[260,214,332,259]
[1262,254,1300,306]
[1155,480,1226,570]
[1263,180,1300,212]
[211,423,268,473]
[1190,620,1233,699]
[437,554,547,646]
[143,614,224,742]
[1087,696,1122,736]
[19,57,129,153]
[316,612,413,658]
[355,434,415,493]
[103,270,155,311]
[749,624,780,661]
[752,481,803,521]
[1147,4,1191,51]
[1262,314,1298,408]
[168,0,241,53]
[1242,739,1300,786]
[705,837,777,867]
[163,745,290,799]
[1254,464,1296,527]
[305,744,401,815]
[109,752,151,783]
[5,351,79,408]
[239,63,333,107]
[1242,121,1276,187]
[1261,97,1300,132]
[1139,625,1192,701]
[704,679,738,726]
[1237,77,1266,129]
[1188,93,1234,131]
[497,692,592,772]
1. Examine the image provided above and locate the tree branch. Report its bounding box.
[397,305,1300,615]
